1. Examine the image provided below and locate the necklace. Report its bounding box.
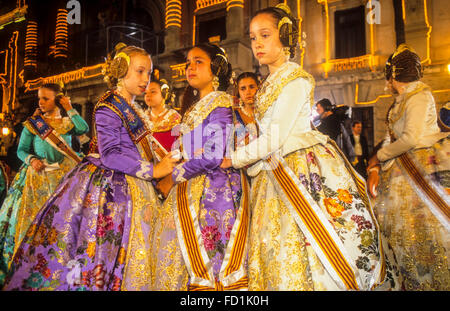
[150,107,168,120]
[238,101,254,118]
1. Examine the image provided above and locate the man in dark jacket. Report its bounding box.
[350,120,369,178]
[315,98,355,161]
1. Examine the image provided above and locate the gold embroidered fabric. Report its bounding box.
[255,62,315,120]
[121,176,161,291]
[375,138,450,290]
[248,144,401,290]
[180,91,232,134]
[12,157,75,261]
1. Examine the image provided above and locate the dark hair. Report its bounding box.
[316,98,333,112]
[39,83,68,117]
[181,43,232,116]
[253,6,299,58]
[235,72,259,98]
[352,120,362,128]
[385,44,423,82]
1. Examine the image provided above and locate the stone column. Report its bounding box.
[226,0,244,40]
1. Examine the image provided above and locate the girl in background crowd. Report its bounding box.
[233,72,259,149]
[0,83,89,287]
[145,78,181,158]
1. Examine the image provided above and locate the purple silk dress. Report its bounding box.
[3,92,155,291]
[152,91,244,290]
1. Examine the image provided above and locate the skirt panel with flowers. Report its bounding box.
[0,157,74,287]
[247,142,401,291]
[375,138,450,291]
[1,156,152,291]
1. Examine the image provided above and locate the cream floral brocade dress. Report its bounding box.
[231,62,401,291]
[374,81,450,291]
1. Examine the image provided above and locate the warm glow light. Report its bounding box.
[318,0,376,78]
[25,21,38,69]
[170,62,187,82]
[195,0,227,12]
[447,64,450,74]
[55,9,68,58]
[2,127,10,136]
[226,0,244,11]
[0,31,19,113]
[24,63,106,92]
[165,0,182,28]
[354,83,392,105]
[401,0,432,65]
[355,83,450,105]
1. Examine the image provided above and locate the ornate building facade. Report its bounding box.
[1,0,449,159]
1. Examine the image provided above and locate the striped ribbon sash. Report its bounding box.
[174,171,250,291]
[24,115,82,163]
[266,154,366,290]
[327,140,386,289]
[397,152,450,228]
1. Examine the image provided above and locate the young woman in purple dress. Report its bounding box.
[2,44,178,291]
[150,43,250,291]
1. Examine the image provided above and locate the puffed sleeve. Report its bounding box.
[17,126,37,165]
[67,108,89,136]
[95,106,154,180]
[231,78,311,168]
[172,107,232,183]
[377,92,429,162]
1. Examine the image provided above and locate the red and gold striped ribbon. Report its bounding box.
[189,276,248,291]
[176,181,210,280]
[224,172,249,277]
[267,155,359,290]
[399,153,450,219]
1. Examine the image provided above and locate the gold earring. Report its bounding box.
[117,79,124,88]
[212,76,219,91]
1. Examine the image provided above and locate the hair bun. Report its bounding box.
[275,3,292,15]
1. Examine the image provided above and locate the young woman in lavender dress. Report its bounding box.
[2,44,177,291]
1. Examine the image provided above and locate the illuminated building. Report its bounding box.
[0,0,449,159]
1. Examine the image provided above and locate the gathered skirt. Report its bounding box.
[247,141,401,291]
[0,157,74,286]
[374,138,450,291]
[2,156,159,291]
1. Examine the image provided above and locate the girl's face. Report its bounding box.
[145,82,164,109]
[238,77,258,105]
[38,88,57,113]
[186,47,214,91]
[250,13,285,67]
[122,53,152,97]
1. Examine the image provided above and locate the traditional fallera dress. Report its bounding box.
[2,91,161,291]
[0,161,9,208]
[0,109,89,287]
[148,108,181,155]
[374,81,450,291]
[230,61,400,291]
[150,91,249,291]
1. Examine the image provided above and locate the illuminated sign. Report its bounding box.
[0,31,19,113]
[24,63,106,92]
[170,62,187,82]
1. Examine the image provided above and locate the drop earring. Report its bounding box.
[212,76,219,91]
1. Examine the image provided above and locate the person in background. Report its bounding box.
[0,83,89,287]
[233,71,259,149]
[350,120,369,179]
[2,44,177,291]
